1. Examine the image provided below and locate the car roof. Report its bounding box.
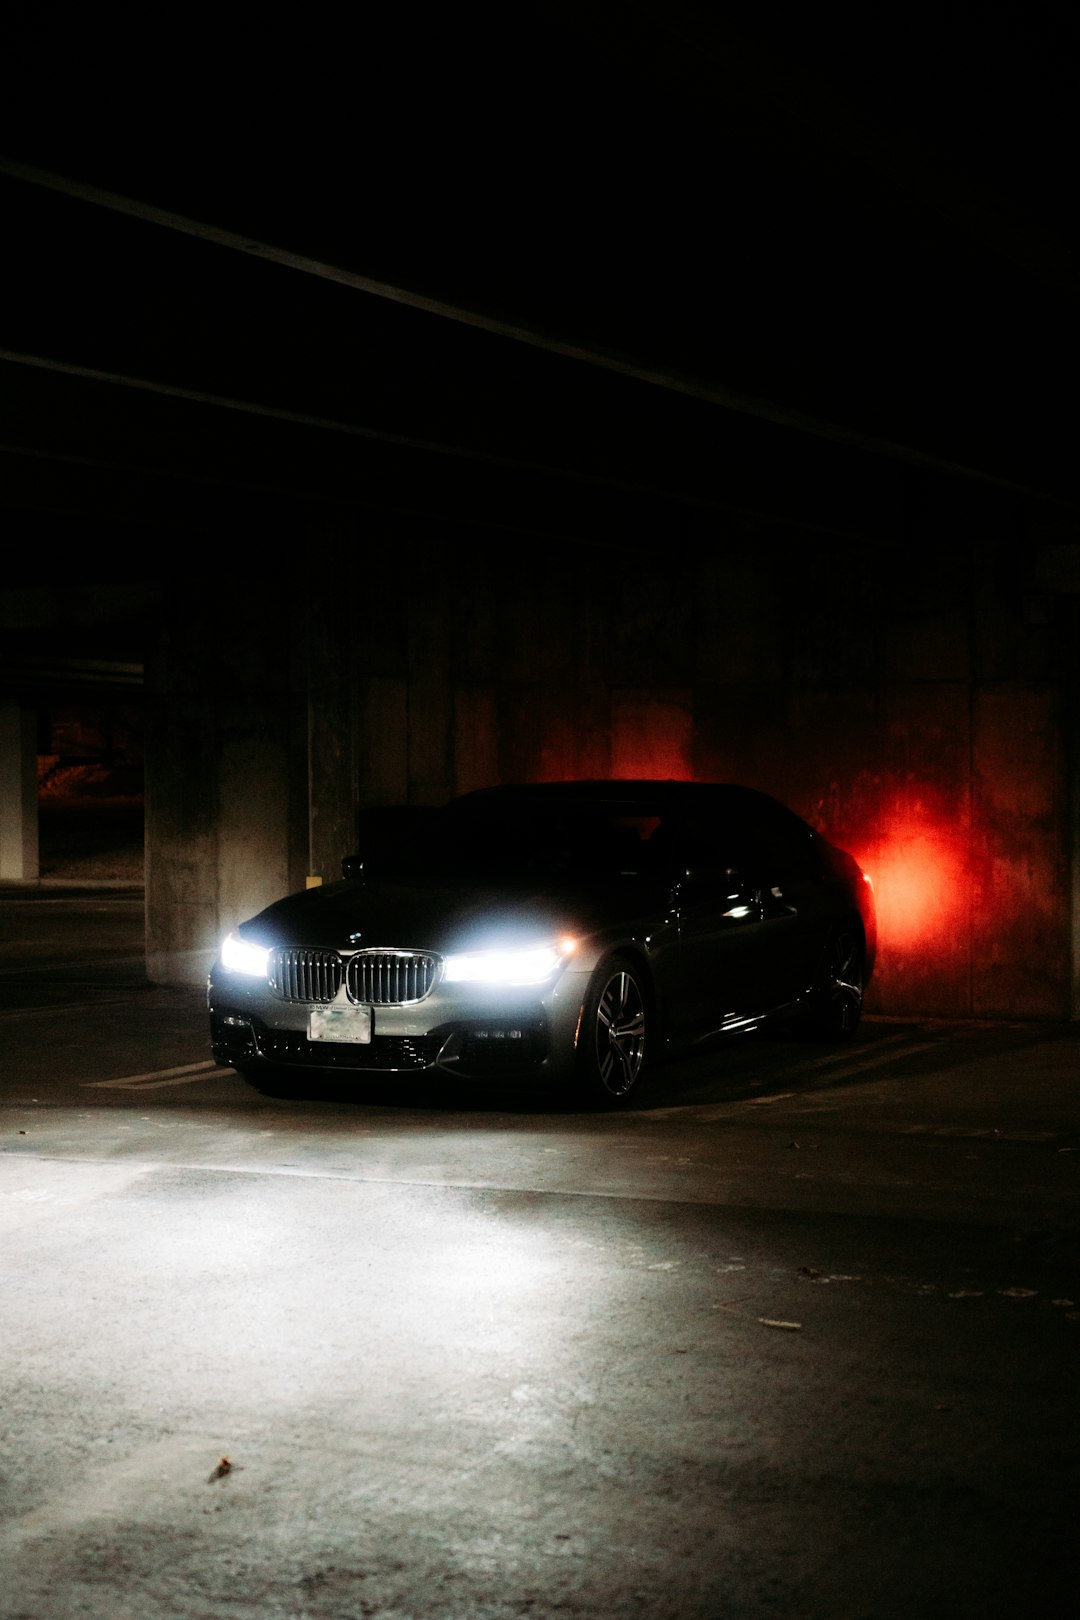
[450,781,798,815]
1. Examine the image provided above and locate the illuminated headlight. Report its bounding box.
[220,931,271,977]
[443,938,577,986]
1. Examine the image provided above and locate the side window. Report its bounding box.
[647,816,748,874]
[745,807,819,878]
[709,816,761,875]
[650,807,818,878]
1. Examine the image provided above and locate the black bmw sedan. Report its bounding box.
[208,780,876,1104]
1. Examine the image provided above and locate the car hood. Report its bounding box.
[238,875,661,955]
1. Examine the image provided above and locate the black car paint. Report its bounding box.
[208,781,876,1097]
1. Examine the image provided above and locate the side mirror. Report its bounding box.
[342,804,437,883]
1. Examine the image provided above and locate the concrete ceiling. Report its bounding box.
[2,0,1078,530]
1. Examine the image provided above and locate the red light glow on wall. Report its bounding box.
[856,817,969,957]
[610,697,694,781]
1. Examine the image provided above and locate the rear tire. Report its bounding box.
[576,955,649,1104]
[802,925,864,1040]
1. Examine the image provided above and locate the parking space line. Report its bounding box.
[83,1061,221,1090]
[782,1031,917,1072]
[785,1038,942,1083]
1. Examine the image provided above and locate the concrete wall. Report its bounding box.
[145,589,308,985]
[144,487,1079,1018]
[0,700,39,881]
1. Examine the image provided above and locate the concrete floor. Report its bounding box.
[1,887,1078,1619]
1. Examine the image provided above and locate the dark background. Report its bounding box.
[2,1,1078,1014]
[4,0,1078,511]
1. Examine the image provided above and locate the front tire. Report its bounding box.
[577,955,649,1104]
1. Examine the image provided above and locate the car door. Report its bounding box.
[730,805,833,1008]
[663,807,827,1033]
[651,816,770,1034]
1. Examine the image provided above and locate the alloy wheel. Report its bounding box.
[820,927,864,1037]
[590,961,647,1097]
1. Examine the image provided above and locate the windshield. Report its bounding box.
[365,803,665,885]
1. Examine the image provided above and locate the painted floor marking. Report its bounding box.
[83,1060,221,1090]
[785,1031,920,1073]
[900,1124,1060,1141]
[788,1038,942,1083]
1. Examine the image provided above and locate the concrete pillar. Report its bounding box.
[0,700,39,881]
[302,584,358,886]
[1033,544,1080,1020]
[144,580,307,987]
[1069,597,1080,1021]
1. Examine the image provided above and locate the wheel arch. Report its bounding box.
[571,946,655,1103]
[800,913,867,1039]
[572,942,659,1048]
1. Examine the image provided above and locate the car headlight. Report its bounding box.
[442,938,577,985]
[220,930,271,977]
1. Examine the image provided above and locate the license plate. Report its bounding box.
[308,1005,372,1044]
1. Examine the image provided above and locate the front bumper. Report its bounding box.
[210,1007,555,1078]
[207,965,590,1082]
